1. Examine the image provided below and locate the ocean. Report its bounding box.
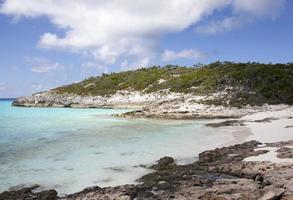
[0,99,235,195]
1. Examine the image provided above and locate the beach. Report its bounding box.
[1,99,293,199]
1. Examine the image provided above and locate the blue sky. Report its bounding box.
[0,0,292,98]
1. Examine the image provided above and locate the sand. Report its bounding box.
[241,106,293,163]
[242,106,293,143]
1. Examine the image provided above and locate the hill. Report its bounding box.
[53,62,293,107]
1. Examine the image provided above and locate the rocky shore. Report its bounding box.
[12,90,190,109]
[118,101,289,120]
[1,140,292,200]
[12,90,290,120]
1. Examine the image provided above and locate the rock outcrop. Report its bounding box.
[12,87,291,120]
[1,140,292,200]
[12,90,190,109]
[118,100,289,120]
[0,185,57,200]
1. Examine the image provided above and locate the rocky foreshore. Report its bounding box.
[12,90,188,109]
[117,101,289,120]
[12,90,290,120]
[1,140,292,200]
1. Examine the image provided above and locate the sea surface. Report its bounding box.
[0,99,235,195]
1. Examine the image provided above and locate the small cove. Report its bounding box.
[0,99,247,195]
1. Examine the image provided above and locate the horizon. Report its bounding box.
[1,0,293,98]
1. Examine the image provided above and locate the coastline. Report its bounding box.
[2,139,292,200]
[12,90,292,120]
[1,105,293,199]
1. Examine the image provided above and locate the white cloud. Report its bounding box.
[162,49,207,62]
[121,57,150,71]
[233,0,285,18]
[0,0,233,65]
[195,16,249,35]
[81,62,108,73]
[27,57,64,73]
[0,0,285,65]
[196,0,285,35]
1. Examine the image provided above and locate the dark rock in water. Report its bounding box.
[206,120,246,127]
[276,147,293,158]
[266,140,293,147]
[38,190,58,200]
[0,186,57,200]
[206,117,281,128]
[254,117,279,123]
[65,186,101,199]
[150,156,175,170]
[2,140,293,200]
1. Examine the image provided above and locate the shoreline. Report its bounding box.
[12,90,291,120]
[1,139,292,200]
[2,102,293,199]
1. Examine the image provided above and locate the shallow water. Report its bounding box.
[0,99,235,195]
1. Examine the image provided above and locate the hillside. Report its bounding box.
[54,62,293,107]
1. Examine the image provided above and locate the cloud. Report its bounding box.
[196,0,285,35]
[121,57,151,71]
[195,16,250,35]
[162,49,207,62]
[81,62,108,74]
[0,0,234,65]
[0,0,285,65]
[27,57,64,73]
[233,0,285,18]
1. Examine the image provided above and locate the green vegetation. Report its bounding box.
[54,62,293,106]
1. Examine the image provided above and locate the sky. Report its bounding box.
[0,0,292,98]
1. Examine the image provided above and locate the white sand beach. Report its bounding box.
[243,106,293,143]
[242,106,293,163]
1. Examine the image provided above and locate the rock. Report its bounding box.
[38,190,58,200]
[0,186,57,200]
[285,125,293,128]
[65,186,101,198]
[206,120,246,127]
[266,140,293,147]
[276,147,293,159]
[150,156,175,170]
[2,140,293,200]
[198,140,264,164]
[199,194,229,200]
[13,90,289,120]
[254,117,279,123]
[259,186,285,200]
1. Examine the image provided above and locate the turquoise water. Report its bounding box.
[0,99,234,195]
